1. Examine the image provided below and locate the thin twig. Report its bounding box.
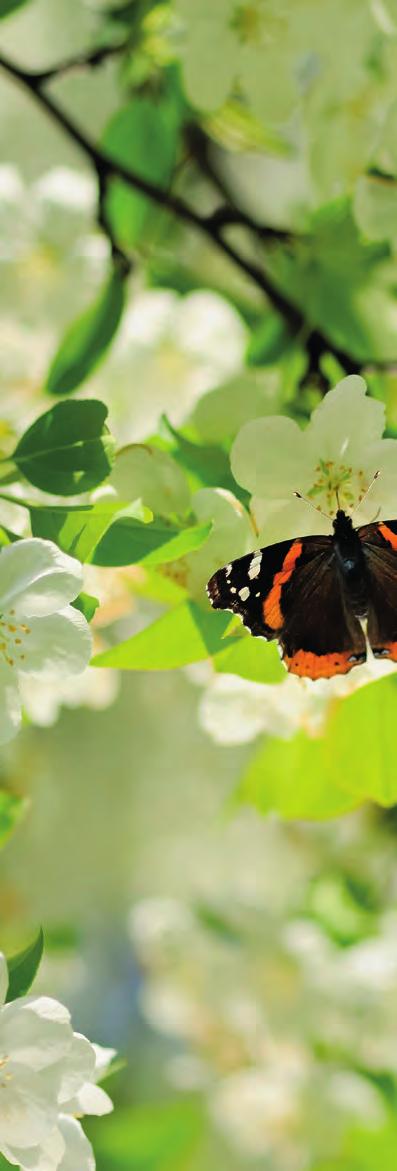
[31,43,126,85]
[0,50,366,369]
[0,50,303,328]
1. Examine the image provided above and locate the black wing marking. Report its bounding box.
[207,535,332,640]
[360,521,397,652]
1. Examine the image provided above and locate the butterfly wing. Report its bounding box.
[207,534,367,678]
[207,536,323,638]
[359,520,397,660]
[279,546,366,677]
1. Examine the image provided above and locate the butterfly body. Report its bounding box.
[207,511,397,679]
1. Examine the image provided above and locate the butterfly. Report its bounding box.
[207,507,397,679]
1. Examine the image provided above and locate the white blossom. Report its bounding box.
[0,955,114,1171]
[231,375,397,544]
[0,539,92,744]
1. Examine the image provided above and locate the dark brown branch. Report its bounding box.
[30,43,126,86]
[0,50,303,329]
[0,50,366,371]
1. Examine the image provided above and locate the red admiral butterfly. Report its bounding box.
[207,498,397,679]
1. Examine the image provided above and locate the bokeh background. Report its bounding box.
[3,2,397,1169]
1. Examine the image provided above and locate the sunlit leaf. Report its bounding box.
[93,602,231,668]
[72,592,100,622]
[13,400,115,495]
[240,674,397,818]
[239,730,360,820]
[46,269,126,396]
[29,498,148,562]
[214,633,284,683]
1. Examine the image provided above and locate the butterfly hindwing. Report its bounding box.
[359,520,397,660]
[207,532,368,679]
[279,548,366,677]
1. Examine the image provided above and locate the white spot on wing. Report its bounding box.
[248,552,262,580]
[239,586,250,601]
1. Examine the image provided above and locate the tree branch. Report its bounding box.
[0,49,303,329]
[30,43,126,86]
[0,49,361,371]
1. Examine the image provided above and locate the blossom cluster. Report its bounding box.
[0,954,114,1171]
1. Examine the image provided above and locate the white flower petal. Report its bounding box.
[67,1081,113,1116]
[0,1070,58,1149]
[57,1116,95,1171]
[4,1126,65,1171]
[92,1043,116,1077]
[231,416,311,498]
[251,495,333,545]
[0,660,21,744]
[308,375,385,463]
[0,997,72,1071]
[186,488,252,597]
[18,607,92,680]
[57,1033,96,1104]
[0,540,83,617]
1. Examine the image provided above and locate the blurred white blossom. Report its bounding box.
[98,289,247,442]
[20,663,119,728]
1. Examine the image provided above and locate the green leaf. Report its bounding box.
[239,732,360,821]
[30,496,210,567]
[92,602,231,669]
[87,1099,203,1171]
[29,498,147,562]
[92,517,212,567]
[319,674,397,806]
[268,198,397,362]
[102,96,179,248]
[214,634,285,683]
[46,269,126,396]
[0,0,31,16]
[239,674,397,819]
[13,400,115,496]
[72,592,100,622]
[246,313,291,366]
[6,928,44,1002]
[163,417,249,504]
[0,790,26,848]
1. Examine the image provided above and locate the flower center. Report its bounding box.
[231,1,286,46]
[308,460,369,516]
[0,609,30,669]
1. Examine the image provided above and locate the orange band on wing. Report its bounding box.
[379,524,397,551]
[263,541,303,630]
[284,649,365,679]
[373,642,397,662]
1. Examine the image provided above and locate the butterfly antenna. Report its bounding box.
[352,470,380,518]
[293,491,332,522]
